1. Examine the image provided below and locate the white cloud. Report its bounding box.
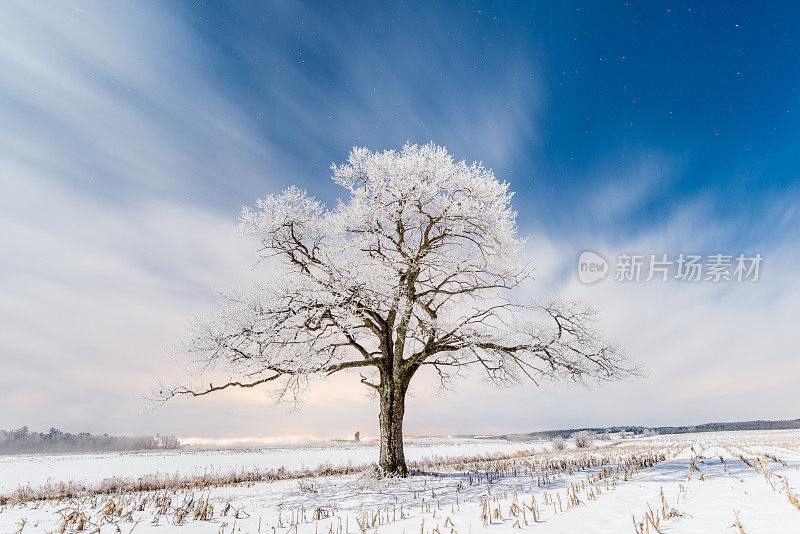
[0,165,255,431]
[0,1,271,434]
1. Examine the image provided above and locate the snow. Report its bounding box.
[2,430,800,533]
[0,438,542,493]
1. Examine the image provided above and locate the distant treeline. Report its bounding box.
[505,417,800,440]
[0,427,180,455]
[654,418,800,435]
[499,426,645,440]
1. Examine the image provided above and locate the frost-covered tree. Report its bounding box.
[550,436,567,451]
[571,430,596,449]
[157,143,637,476]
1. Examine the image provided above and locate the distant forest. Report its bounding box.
[509,417,800,440]
[0,427,180,455]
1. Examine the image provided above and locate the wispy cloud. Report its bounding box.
[0,1,271,433]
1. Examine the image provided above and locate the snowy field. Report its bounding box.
[2,430,800,533]
[0,438,543,493]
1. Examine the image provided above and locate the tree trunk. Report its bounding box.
[378,379,408,476]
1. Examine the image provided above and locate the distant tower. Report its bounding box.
[354,431,360,442]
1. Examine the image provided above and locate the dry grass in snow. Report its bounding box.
[2,430,800,533]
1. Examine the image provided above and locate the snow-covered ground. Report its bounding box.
[2,430,800,533]
[0,438,544,493]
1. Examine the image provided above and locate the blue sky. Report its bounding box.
[2,1,799,438]
[177,1,800,242]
